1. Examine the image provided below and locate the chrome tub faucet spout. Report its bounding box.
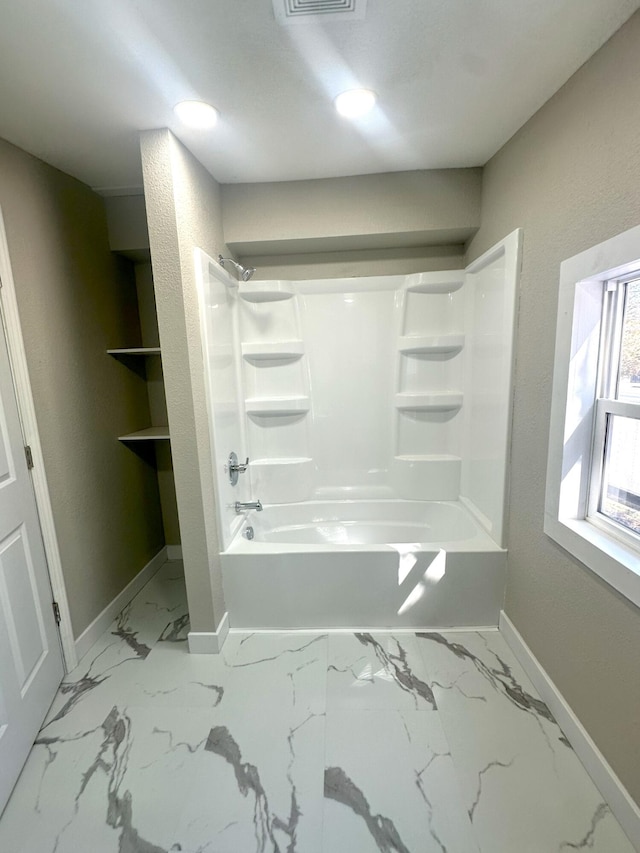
[235,500,263,513]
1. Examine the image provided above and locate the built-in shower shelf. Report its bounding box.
[394,454,462,462]
[118,426,170,441]
[239,282,295,303]
[245,396,310,416]
[108,347,162,356]
[395,393,463,413]
[405,272,464,294]
[242,341,304,362]
[251,457,313,466]
[398,335,464,355]
[249,457,314,503]
[390,454,462,500]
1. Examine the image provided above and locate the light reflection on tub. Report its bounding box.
[396,549,448,616]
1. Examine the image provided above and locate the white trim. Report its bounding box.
[545,224,640,609]
[74,547,168,664]
[0,207,77,672]
[228,626,501,635]
[166,544,183,560]
[188,610,229,654]
[499,611,640,850]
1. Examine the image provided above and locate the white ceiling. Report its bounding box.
[0,0,638,191]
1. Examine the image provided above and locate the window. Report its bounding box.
[588,277,640,546]
[545,224,640,609]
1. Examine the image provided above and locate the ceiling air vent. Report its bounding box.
[273,0,367,24]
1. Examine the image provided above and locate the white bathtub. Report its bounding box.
[221,500,506,629]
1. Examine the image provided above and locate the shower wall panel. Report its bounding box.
[461,230,521,546]
[198,238,520,528]
[234,273,467,503]
[196,252,248,549]
[297,282,398,498]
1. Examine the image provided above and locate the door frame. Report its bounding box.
[0,205,76,672]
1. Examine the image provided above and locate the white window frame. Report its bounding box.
[545,224,640,609]
[586,276,640,551]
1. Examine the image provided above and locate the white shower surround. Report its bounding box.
[196,229,521,629]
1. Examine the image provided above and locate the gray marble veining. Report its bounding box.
[355,633,437,710]
[0,563,634,853]
[417,631,557,725]
[415,630,634,852]
[158,613,190,643]
[326,632,436,713]
[324,766,411,853]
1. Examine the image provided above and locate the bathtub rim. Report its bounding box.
[224,498,505,554]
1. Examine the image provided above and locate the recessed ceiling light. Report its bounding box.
[334,88,376,119]
[174,100,219,129]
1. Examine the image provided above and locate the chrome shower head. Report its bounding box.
[218,255,256,282]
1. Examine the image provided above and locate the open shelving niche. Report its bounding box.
[118,426,170,442]
[108,347,170,443]
[107,347,162,356]
[104,211,181,550]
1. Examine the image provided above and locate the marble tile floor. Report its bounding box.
[0,559,635,853]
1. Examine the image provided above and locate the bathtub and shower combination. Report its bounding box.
[196,230,521,631]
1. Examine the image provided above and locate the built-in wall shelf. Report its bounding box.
[251,457,313,466]
[249,457,314,503]
[239,283,295,303]
[390,454,462,500]
[405,273,464,294]
[242,341,304,362]
[395,393,463,413]
[118,426,170,442]
[398,335,464,355]
[108,347,162,356]
[394,454,462,463]
[245,396,310,416]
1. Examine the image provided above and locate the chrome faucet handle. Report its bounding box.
[233,457,249,473]
[228,452,249,486]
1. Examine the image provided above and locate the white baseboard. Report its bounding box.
[499,611,640,849]
[188,611,229,654]
[166,544,182,560]
[74,546,168,664]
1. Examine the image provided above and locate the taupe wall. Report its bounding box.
[141,129,228,634]
[0,137,165,639]
[467,11,640,801]
[238,245,464,281]
[223,168,481,258]
[221,168,481,279]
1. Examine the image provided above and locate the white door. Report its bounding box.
[0,312,64,814]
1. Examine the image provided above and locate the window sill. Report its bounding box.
[544,513,640,608]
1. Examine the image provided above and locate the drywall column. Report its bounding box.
[140,129,228,643]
